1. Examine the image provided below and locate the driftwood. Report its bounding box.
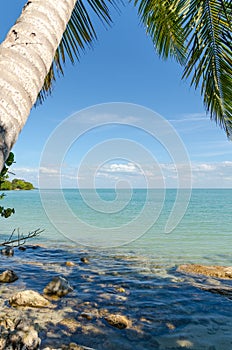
[0,228,44,247]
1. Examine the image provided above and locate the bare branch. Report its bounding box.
[0,228,44,247]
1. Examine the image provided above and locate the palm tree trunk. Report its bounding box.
[0,0,76,170]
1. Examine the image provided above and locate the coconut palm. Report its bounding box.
[0,0,119,171]
[0,0,231,171]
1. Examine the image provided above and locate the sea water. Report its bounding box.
[1,189,232,264]
[0,189,232,349]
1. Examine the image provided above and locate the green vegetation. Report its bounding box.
[134,0,232,136]
[0,152,15,218]
[0,178,34,191]
[0,152,34,218]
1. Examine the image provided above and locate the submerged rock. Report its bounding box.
[68,343,90,350]
[43,276,73,297]
[104,314,130,329]
[59,318,81,333]
[43,341,95,350]
[200,286,232,299]
[80,257,90,264]
[9,290,51,308]
[178,264,232,279]
[18,246,26,251]
[0,270,18,283]
[1,246,14,256]
[43,343,94,350]
[115,287,126,293]
[80,312,96,321]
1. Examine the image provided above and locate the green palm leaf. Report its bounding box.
[37,0,121,104]
[134,0,232,137]
[133,0,188,64]
[181,0,232,136]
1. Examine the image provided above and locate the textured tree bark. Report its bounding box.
[0,0,76,170]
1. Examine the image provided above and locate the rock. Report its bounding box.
[18,246,26,251]
[31,246,39,250]
[0,270,18,283]
[1,246,14,256]
[9,290,51,308]
[59,318,81,333]
[80,312,94,321]
[80,257,90,264]
[0,318,40,350]
[200,286,232,299]
[7,321,40,349]
[60,343,94,350]
[69,343,96,350]
[65,261,75,267]
[178,264,232,279]
[104,314,130,329]
[43,276,73,297]
[0,316,15,331]
[115,287,126,293]
[166,322,176,330]
[9,322,40,349]
[68,343,85,350]
[224,267,232,277]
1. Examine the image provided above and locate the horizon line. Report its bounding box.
[35,187,232,190]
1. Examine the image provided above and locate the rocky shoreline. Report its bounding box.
[1,246,232,349]
[177,264,232,280]
[0,246,134,350]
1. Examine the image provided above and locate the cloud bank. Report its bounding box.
[11,160,232,189]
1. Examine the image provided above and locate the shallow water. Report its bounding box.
[0,189,232,349]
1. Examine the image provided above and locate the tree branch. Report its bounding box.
[0,228,44,247]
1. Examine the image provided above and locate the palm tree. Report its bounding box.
[0,0,118,171]
[0,0,231,171]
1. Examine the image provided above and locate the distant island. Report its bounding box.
[0,178,34,190]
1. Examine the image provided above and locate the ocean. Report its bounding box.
[0,189,232,349]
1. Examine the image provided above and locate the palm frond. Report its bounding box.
[181,0,232,136]
[134,0,232,137]
[37,0,121,104]
[133,0,188,64]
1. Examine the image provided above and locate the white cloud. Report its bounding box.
[10,160,232,189]
[192,161,232,172]
[169,112,208,123]
[11,167,38,174]
[224,161,232,165]
[190,161,232,188]
[98,162,142,176]
[192,163,216,171]
[72,112,139,126]
[40,167,60,175]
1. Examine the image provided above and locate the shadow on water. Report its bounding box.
[1,246,232,349]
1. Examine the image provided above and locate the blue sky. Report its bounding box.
[1,1,231,188]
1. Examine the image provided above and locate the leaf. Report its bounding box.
[134,0,232,137]
[5,152,15,166]
[180,0,232,136]
[1,207,15,218]
[0,207,15,218]
[133,0,187,64]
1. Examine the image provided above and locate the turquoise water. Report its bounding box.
[1,189,232,265]
[1,189,232,349]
